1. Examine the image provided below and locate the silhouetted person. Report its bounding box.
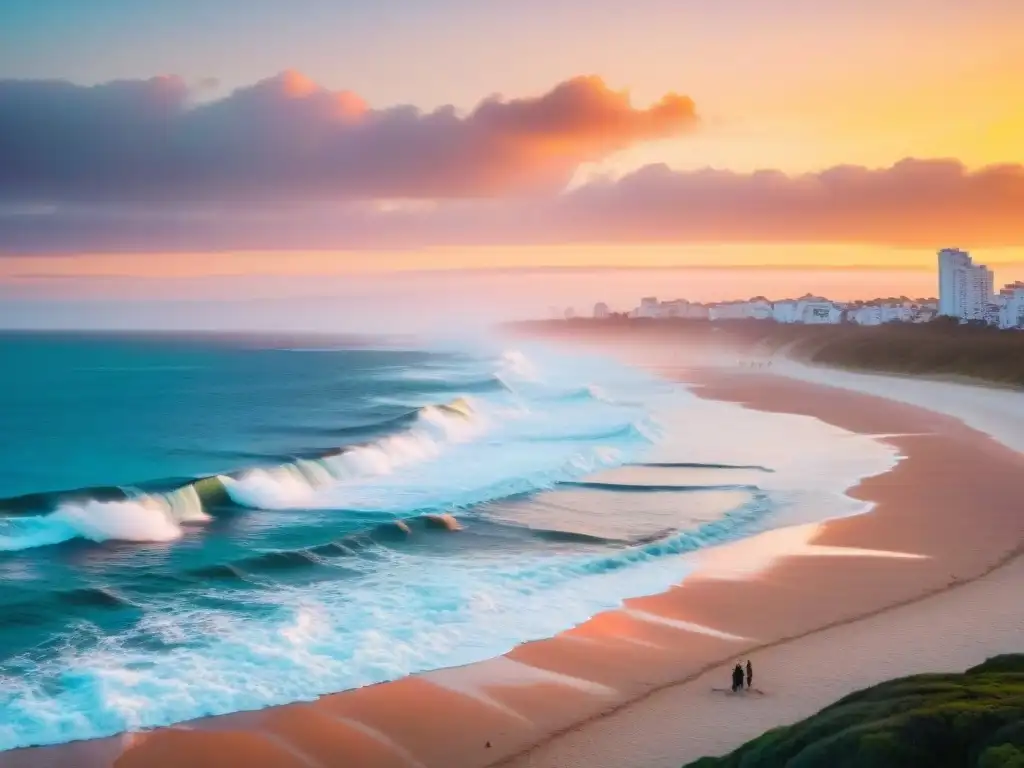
[746,660,753,689]
[731,663,744,692]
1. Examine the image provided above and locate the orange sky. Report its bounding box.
[3,0,1023,308]
[5,245,1024,280]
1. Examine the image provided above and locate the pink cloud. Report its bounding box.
[550,158,1024,246]
[0,72,697,204]
[4,158,1023,253]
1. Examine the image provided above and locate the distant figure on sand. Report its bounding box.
[731,663,744,692]
[746,660,753,689]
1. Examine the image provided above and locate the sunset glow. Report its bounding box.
[2,0,1022,327]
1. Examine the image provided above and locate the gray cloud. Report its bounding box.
[3,158,1024,253]
[0,72,696,205]
[548,158,1024,246]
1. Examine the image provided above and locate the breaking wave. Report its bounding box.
[0,397,488,551]
[0,346,659,554]
[0,485,209,551]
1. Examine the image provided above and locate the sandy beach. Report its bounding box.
[4,347,1023,768]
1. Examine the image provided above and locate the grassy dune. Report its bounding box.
[684,655,1024,768]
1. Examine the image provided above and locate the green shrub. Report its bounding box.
[977,744,1024,768]
[684,655,1024,768]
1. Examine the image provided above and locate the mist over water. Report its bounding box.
[0,331,896,750]
[0,267,950,335]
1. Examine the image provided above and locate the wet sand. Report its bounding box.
[4,367,1023,768]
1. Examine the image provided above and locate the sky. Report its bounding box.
[2,0,1023,328]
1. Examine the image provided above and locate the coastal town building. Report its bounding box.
[659,299,692,318]
[996,283,1024,329]
[847,305,883,326]
[627,297,711,319]
[635,297,661,318]
[585,249,1017,329]
[908,304,938,324]
[611,294,947,327]
[771,299,801,324]
[846,300,936,326]
[707,301,748,321]
[746,297,774,320]
[795,295,842,324]
[705,298,773,321]
[602,291,950,327]
[938,248,994,321]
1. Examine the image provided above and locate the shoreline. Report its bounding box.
[761,358,1024,454]
[3,362,1023,767]
[492,368,1024,767]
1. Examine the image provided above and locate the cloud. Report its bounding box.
[549,158,1024,246]
[8,72,1015,253]
[3,158,1023,253]
[0,72,696,204]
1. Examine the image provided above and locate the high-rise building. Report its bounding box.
[937,248,993,320]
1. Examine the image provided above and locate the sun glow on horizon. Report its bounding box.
[4,244,1023,281]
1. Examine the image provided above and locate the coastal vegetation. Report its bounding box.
[731,318,1024,388]
[509,318,1024,388]
[684,654,1024,768]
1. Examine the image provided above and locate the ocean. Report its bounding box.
[0,332,897,750]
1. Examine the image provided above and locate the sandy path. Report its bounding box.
[769,359,1024,454]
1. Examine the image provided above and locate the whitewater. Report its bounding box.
[0,332,897,750]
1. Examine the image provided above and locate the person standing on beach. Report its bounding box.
[746,660,753,690]
[732,663,744,692]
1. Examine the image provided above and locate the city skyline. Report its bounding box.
[573,249,1023,329]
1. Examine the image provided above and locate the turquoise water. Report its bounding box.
[0,332,784,750]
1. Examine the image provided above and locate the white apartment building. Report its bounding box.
[912,305,938,323]
[628,297,712,319]
[880,303,913,323]
[848,305,883,326]
[800,301,843,324]
[771,299,801,324]
[659,299,691,318]
[938,248,994,320]
[997,283,1024,329]
[849,300,937,326]
[746,298,774,320]
[635,297,660,318]
[707,301,749,320]
[684,303,710,320]
[792,295,842,324]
